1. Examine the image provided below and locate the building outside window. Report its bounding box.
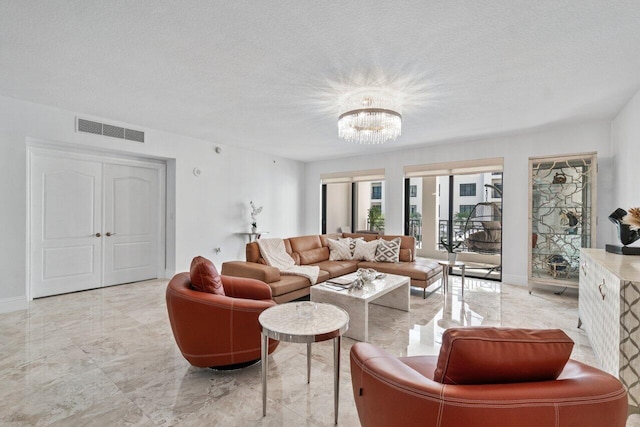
[492,182,503,198]
[410,204,417,215]
[458,204,475,217]
[409,185,417,197]
[371,183,382,199]
[459,183,476,197]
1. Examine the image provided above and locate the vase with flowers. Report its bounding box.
[250,201,262,233]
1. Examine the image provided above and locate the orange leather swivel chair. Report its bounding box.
[166,270,279,369]
[350,328,628,427]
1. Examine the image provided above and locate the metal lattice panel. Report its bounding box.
[531,157,594,285]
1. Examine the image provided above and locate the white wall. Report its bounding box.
[0,96,305,312]
[611,88,640,235]
[304,121,614,286]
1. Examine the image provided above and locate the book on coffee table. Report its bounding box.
[326,275,357,286]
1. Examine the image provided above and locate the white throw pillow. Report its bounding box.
[353,239,379,262]
[375,237,401,263]
[339,236,364,257]
[328,238,352,261]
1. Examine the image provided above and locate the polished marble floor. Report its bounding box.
[1,277,638,426]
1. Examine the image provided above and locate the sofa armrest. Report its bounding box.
[221,261,280,283]
[221,275,273,300]
[350,343,443,426]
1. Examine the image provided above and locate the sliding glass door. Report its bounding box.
[404,160,503,280]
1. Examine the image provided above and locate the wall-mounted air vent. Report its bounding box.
[77,118,145,143]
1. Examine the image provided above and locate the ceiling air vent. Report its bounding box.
[76,118,145,143]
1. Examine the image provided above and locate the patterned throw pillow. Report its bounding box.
[375,237,401,262]
[339,237,364,257]
[328,238,352,261]
[353,239,379,262]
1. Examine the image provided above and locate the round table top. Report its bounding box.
[259,302,349,343]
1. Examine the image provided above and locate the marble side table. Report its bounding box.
[259,302,349,425]
[438,260,466,297]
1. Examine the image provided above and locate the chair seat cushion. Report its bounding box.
[190,256,225,295]
[433,327,574,385]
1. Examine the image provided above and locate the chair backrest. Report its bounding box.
[434,327,574,384]
[350,337,628,427]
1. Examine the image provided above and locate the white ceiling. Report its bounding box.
[2,1,640,162]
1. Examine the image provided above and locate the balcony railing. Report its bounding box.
[438,219,470,252]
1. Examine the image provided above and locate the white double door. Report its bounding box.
[30,149,164,298]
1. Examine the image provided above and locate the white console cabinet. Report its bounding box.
[579,248,640,409]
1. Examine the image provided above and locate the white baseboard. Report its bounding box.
[0,296,29,314]
[501,274,528,287]
[164,269,176,279]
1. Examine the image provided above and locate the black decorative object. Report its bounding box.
[606,208,640,255]
[552,172,567,184]
[546,254,569,278]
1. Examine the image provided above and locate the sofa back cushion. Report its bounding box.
[299,247,330,265]
[344,233,416,262]
[289,235,330,265]
[247,239,297,265]
[433,327,573,385]
[190,256,225,295]
[399,249,412,262]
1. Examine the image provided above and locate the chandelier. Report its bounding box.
[338,97,402,144]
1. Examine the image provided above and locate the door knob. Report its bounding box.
[95,233,101,237]
[106,232,115,237]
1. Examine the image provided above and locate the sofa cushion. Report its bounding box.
[312,260,359,278]
[328,238,353,261]
[268,275,311,297]
[358,259,442,282]
[433,327,574,385]
[399,248,412,262]
[353,239,379,261]
[299,247,330,265]
[375,237,401,262]
[190,256,225,295]
[289,235,322,253]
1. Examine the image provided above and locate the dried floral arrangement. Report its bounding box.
[622,207,640,231]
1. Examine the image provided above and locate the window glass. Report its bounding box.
[460,183,476,197]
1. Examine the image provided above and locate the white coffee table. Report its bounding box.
[310,272,410,342]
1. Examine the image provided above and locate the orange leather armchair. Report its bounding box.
[350,328,628,427]
[166,272,279,368]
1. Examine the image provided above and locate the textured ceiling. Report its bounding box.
[1,1,640,161]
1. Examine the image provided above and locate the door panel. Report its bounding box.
[103,163,159,286]
[31,154,102,297]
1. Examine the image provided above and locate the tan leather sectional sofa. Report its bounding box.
[221,233,443,304]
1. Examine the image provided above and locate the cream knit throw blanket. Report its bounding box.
[257,238,320,285]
